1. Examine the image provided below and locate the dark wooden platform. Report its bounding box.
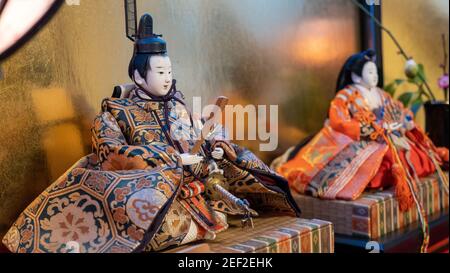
[335,211,449,253]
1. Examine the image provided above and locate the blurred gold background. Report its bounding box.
[382,0,449,125]
[0,0,447,238]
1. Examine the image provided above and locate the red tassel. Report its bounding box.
[437,147,449,163]
[392,164,413,211]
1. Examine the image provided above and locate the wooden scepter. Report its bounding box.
[191,96,229,154]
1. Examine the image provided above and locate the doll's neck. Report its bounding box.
[353,83,377,93]
[134,80,178,102]
[353,83,382,110]
[135,88,152,100]
[135,87,176,102]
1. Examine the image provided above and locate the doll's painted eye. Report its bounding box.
[159,72,164,75]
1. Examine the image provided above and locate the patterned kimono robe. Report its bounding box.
[278,85,447,210]
[2,84,300,253]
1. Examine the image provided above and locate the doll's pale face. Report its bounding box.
[360,61,379,88]
[134,55,173,96]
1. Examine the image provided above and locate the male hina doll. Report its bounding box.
[278,50,448,252]
[2,14,300,253]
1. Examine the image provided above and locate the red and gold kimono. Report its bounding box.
[2,84,300,253]
[279,85,448,211]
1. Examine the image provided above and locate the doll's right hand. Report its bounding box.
[383,122,403,132]
[211,147,224,160]
[179,153,204,165]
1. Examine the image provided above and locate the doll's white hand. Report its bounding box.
[383,122,402,131]
[180,153,204,165]
[211,147,224,160]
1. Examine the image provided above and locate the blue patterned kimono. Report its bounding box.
[2,82,300,253]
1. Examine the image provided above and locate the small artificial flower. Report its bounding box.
[404,59,419,79]
[438,74,449,90]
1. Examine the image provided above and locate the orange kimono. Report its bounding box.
[279,85,448,208]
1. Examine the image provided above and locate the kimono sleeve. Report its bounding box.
[383,92,415,131]
[329,92,363,141]
[92,111,180,171]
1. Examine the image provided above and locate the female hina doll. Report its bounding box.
[2,14,300,253]
[278,50,448,252]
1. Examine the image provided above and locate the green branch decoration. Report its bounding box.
[439,34,449,102]
[352,0,437,104]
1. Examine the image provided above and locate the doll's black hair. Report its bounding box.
[128,53,168,80]
[335,49,379,92]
